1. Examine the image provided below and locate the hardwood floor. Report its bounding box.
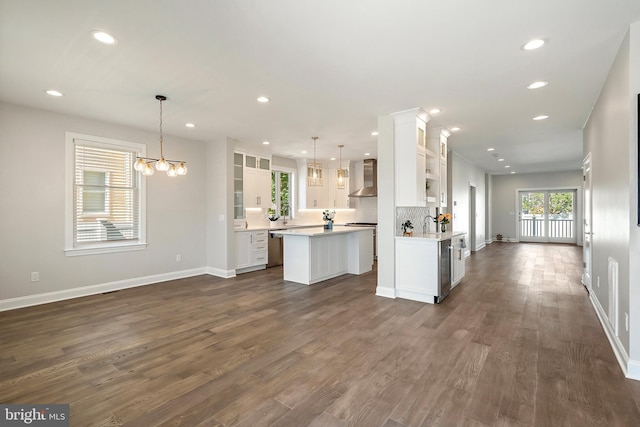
[1,243,639,426]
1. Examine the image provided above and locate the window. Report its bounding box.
[271,168,294,218]
[65,132,147,256]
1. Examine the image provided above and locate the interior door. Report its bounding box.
[583,154,592,290]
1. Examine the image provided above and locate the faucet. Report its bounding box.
[281,204,289,226]
[423,215,435,234]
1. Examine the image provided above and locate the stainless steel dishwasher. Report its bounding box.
[267,230,284,267]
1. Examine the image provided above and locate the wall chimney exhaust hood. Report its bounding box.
[349,158,377,197]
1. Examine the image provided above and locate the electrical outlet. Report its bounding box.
[625,313,629,332]
[176,254,182,262]
[30,272,39,282]
[597,276,600,287]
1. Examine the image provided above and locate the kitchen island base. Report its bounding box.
[274,227,374,285]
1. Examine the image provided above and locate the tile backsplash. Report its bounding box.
[396,206,440,234]
[242,196,379,228]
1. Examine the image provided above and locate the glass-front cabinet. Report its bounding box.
[234,152,244,219]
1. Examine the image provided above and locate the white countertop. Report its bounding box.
[396,231,465,241]
[270,225,374,237]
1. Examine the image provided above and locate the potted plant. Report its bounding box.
[401,220,413,236]
[267,205,280,223]
[437,213,452,233]
[322,209,336,230]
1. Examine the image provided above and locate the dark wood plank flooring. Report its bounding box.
[1,243,639,426]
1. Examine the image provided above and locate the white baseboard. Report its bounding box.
[0,267,208,313]
[589,291,632,378]
[375,286,396,299]
[485,239,493,245]
[207,267,236,278]
[475,242,486,251]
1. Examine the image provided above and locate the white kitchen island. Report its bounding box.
[270,226,374,285]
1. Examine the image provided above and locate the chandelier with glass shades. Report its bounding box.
[134,95,188,177]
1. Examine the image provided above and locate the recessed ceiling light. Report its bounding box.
[257,96,270,103]
[511,171,516,174]
[364,152,371,156]
[450,127,461,132]
[498,158,505,162]
[371,131,379,136]
[330,157,336,161]
[185,123,196,128]
[487,148,495,152]
[429,108,441,114]
[505,165,511,168]
[527,81,548,89]
[91,31,118,45]
[533,115,549,121]
[301,150,307,154]
[523,39,544,50]
[262,141,270,145]
[45,90,63,97]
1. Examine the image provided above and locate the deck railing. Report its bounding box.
[521,216,574,239]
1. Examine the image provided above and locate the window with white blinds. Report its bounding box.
[65,132,147,256]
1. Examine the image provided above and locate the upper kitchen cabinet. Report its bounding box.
[327,167,350,209]
[297,159,328,209]
[392,108,431,207]
[426,127,449,208]
[233,152,244,219]
[238,152,272,209]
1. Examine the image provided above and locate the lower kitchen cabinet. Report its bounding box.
[235,229,268,273]
[451,234,466,287]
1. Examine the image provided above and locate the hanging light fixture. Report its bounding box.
[307,136,322,186]
[133,95,188,177]
[336,144,347,189]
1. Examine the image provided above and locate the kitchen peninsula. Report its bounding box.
[270,226,374,285]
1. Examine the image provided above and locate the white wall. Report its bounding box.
[450,152,487,252]
[0,102,208,305]
[206,138,235,277]
[376,115,395,297]
[628,20,640,379]
[584,28,639,376]
[491,170,583,242]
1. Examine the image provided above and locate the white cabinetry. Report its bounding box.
[395,237,439,302]
[244,155,271,208]
[425,128,449,208]
[235,229,268,273]
[392,108,431,206]
[327,168,350,209]
[297,159,328,209]
[439,132,448,208]
[451,235,466,287]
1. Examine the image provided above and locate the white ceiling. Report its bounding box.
[1,0,639,174]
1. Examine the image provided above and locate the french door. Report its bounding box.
[518,190,576,243]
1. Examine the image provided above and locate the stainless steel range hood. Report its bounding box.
[348,159,377,197]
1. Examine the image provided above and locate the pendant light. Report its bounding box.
[336,144,347,189]
[307,136,322,186]
[133,95,188,177]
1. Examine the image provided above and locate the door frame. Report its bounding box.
[514,186,582,244]
[583,153,592,290]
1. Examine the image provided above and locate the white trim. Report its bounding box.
[375,286,396,299]
[589,291,630,378]
[0,268,207,313]
[64,242,147,257]
[207,267,237,278]
[475,242,486,251]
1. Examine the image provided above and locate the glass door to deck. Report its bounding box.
[519,190,576,244]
